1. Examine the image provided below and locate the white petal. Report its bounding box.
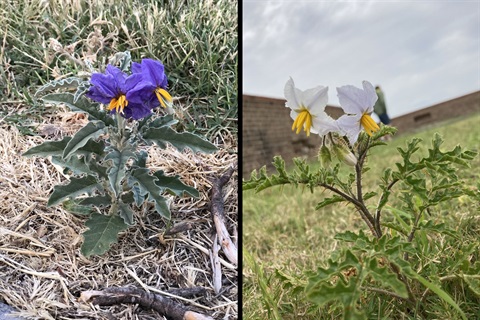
[303,86,328,115]
[311,113,339,136]
[362,80,378,113]
[337,81,378,115]
[336,114,362,145]
[284,77,302,110]
[289,109,299,122]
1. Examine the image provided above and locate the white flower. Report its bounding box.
[336,80,380,145]
[284,77,339,137]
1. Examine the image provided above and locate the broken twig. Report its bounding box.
[210,166,237,265]
[80,286,213,320]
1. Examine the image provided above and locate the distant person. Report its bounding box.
[373,85,390,125]
[373,85,392,140]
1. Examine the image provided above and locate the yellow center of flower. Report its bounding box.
[155,88,173,108]
[292,108,313,136]
[360,113,380,136]
[108,94,128,114]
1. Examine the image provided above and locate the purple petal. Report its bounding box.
[140,59,168,88]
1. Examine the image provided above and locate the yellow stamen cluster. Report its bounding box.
[292,109,313,136]
[155,88,173,108]
[360,113,380,136]
[108,94,128,114]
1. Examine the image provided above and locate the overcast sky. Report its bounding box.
[243,1,480,118]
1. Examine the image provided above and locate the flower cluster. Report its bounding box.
[87,59,172,120]
[284,78,380,145]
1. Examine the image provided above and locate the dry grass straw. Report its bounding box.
[0,108,237,319]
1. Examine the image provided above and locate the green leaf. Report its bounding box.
[243,156,291,193]
[118,202,135,226]
[129,184,145,207]
[62,199,96,216]
[42,93,114,125]
[48,175,104,207]
[35,77,87,97]
[363,191,377,200]
[105,147,137,197]
[51,155,91,176]
[134,150,148,168]
[63,121,105,159]
[78,195,112,207]
[143,127,217,153]
[146,114,178,130]
[23,137,71,157]
[152,170,199,198]
[81,213,129,256]
[129,168,171,219]
[315,195,346,210]
[23,137,105,159]
[367,258,408,298]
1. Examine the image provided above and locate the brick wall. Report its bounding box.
[243,90,480,178]
[390,90,480,134]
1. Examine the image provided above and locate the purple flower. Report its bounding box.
[126,59,172,109]
[86,65,151,120]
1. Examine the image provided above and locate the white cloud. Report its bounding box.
[243,1,480,117]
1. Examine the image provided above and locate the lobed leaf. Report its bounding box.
[48,175,104,207]
[35,77,88,97]
[152,170,199,198]
[143,126,217,153]
[63,121,105,159]
[128,168,171,219]
[81,213,129,257]
[315,195,346,210]
[105,147,137,197]
[42,93,114,125]
[118,202,135,226]
[23,137,71,157]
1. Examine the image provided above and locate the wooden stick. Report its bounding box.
[79,287,213,320]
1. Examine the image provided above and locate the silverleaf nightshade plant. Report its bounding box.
[243,78,479,319]
[24,52,217,257]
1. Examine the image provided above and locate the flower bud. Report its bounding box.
[331,137,357,166]
[318,144,332,168]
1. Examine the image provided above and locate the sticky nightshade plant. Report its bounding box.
[243,78,479,319]
[24,52,217,256]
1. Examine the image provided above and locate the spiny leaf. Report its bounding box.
[81,213,129,256]
[129,168,170,219]
[242,156,291,193]
[367,258,408,298]
[105,147,137,197]
[63,121,105,159]
[316,195,346,210]
[48,175,103,207]
[143,126,217,153]
[152,170,199,198]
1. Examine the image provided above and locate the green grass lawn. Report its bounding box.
[243,114,480,319]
